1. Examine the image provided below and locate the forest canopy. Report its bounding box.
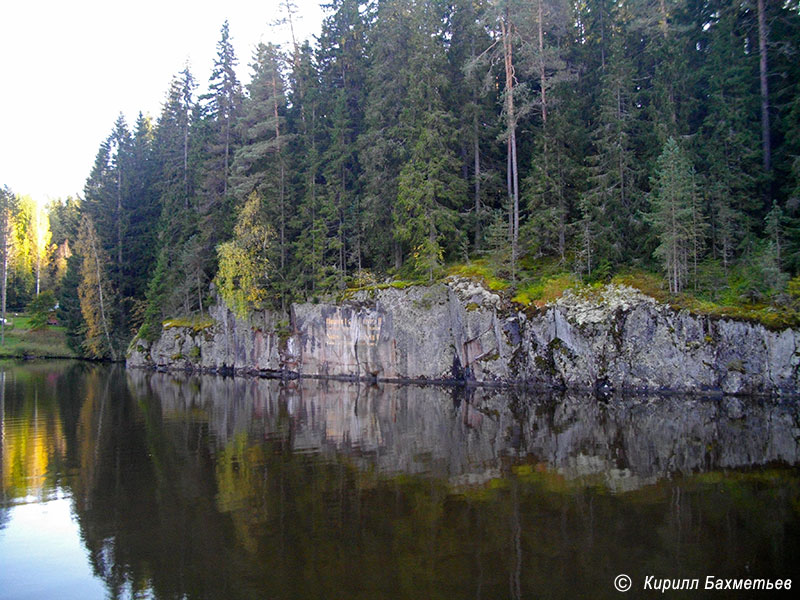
[3,0,800,358]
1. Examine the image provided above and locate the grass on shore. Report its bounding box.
[0,314,77,358]
[342,257,800,331]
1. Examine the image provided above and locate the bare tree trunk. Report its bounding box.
[474,116,481,250]
[501,10,519,278]
[183,118,190,207]
[223,114,230,198]
[537,0,547,124]
[394,241,402,270]
[600,0,606,71]
[271,72,286,272]
[471,33,482,251]
[1,215,8,346]
[557,150,566,261]
[89,233,116,361]
[117,164,123,273]
[757,0,771,174]
[197,271,204,315]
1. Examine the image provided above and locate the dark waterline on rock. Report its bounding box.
[2,360,799,599]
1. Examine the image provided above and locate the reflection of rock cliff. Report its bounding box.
[127,280,800,395]
[127,371,800,490]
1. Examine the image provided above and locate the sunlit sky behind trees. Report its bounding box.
[0,0,324,202]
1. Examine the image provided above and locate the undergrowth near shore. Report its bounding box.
[0,314,77,358]
[339,257,800,330]
[162,315,215,332]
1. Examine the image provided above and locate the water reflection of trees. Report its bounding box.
[0,362,81,503]
[16,364,797,600]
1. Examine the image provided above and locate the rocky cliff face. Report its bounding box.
[127,280,800,395]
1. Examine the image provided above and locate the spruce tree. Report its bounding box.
[288,42,333,294]
[695,1,762,267]
[648,138,704,294]
[230,42,290,304]
[317,0,368,282]
[359,0,415,271]
[581,22,642,272]
[197,20,243,260]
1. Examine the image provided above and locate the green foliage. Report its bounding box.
[788,275,800,300]
[613,264,800,330]
[26,291,57,330]
[0,316,76,358]
[34,0,800,343]
[481,211,513,279]
[75,215,119,360]
[447,260,509,292]
[162,316,214,332]
[611,270,665,300]
[512,274,578,307]
[214,192,274,318]
[647,138,705,294]
[57,253,85,352]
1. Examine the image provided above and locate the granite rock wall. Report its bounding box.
[127,280,800,395]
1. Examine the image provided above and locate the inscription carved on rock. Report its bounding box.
[325,312,383,346]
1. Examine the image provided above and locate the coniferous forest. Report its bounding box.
[3,0,800,359]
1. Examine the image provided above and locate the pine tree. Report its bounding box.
[695,0,762,266]
[581,22,642,272]
[197,20,244,259]
[447,0,499,252]
[125,113,159,306]
[144,67,201,326]
[396,113,466,280]
[359,0,416,271]
[230,42,290,303]
[83,114,133,294]
[57,252,83,353]
[393,0,466,277]
[288,42,333,294]
[154,67,196,212]
[648,138,705,294]
[204,20,243,202]
[317,0,369,282]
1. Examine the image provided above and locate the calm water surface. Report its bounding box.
[1,360,799,599]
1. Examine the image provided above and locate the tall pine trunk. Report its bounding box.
[757,0,771,175]
[271,71,286,273]
[501,10,519,278]
[0,212,8,346]
[537,0,547,124]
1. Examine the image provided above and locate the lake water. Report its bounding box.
[1,360,799,599]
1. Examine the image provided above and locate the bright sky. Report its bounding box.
[0,0,325,202]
